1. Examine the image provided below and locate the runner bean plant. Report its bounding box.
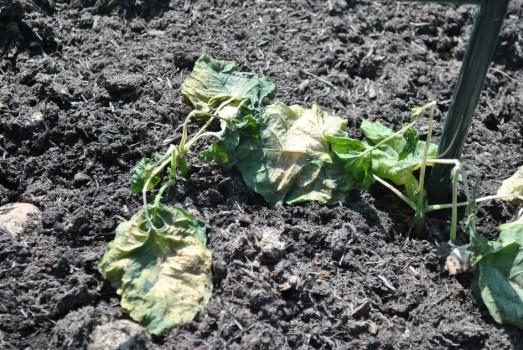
[396,0,510,202]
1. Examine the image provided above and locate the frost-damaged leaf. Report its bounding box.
[181,54,275,115]
[497,166,523,204]
[231,102,364,205]
[214,103,370,204]
[360,120,438,199]
[469,216,523,329]
[98,204,212,335]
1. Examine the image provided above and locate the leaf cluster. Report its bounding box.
[183,55,437,205]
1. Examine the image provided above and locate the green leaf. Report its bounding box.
[98,204,213,335]
[360,121,437,200]
[400,128,419,160]
[469,216,523,329]
[324,133,374,189]
[361,120,407,153]
[130,155,164,194]
[202,111,261,166]
[497,166,523,204]
[181,54,275,114]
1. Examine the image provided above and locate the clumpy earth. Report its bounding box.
[1,0,522,349]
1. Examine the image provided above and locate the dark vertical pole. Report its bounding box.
[426,0,510,203]
[395,0,509,202]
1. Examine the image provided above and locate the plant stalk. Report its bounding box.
[413,101,436,236]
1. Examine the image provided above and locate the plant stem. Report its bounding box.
[184,96,238,150]
[142,96,240,226]
[373,175,417,211]
[449,166,460,241]
[142,144,176,226]
[426,194,523,212]
[425,158,461,166]
[417,101,436,196]
[413,101,436,235]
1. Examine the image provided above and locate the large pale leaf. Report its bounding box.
[232,102,358,205]
[497,166,523,204]
[469,216,523,329]
[181,54,275,114]
[98,205,212,335]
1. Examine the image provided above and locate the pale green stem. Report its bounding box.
[142,144,176,226]
[185,96,240,150]
[425,158,461,166]
[426,194,523,212]
[373,175,417,211]
[450,166,460,241]
[417,101,436,196]
[142,96,241,226]
[179,110,201,151]
[187,131,222,147]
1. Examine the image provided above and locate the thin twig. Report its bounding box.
[301,70,336,89]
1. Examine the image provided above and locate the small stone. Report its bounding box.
[0,202,41,235]
[368,321,378,335]
[103,72,144,94]
[32,111,44,123]
[445,244,471,275]
[73,172,91,187]
[279,275,299,292]
[259,228,285,262]
[88,320,158,350]
[347,320,368,334]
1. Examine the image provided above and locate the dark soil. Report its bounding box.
[1,0,522,349]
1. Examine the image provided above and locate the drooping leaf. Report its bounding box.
[181,54,275,115]
[202,111,261,166]
[360,120,438,199]
[98,204,213,335]
[400,128,419,160]
[469,216,523,329]
[361,120,407,153]
[497,166,523,204]
[230,102,360,205]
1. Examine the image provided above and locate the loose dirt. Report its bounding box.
[1,0,522,349]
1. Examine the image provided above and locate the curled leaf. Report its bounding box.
[497,166,523,204]
[98,205,212,335]
[469,216,523,329]
[182,55,437,206]
[181,54,275,115]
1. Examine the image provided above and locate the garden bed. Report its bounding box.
[1,0,522,348]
